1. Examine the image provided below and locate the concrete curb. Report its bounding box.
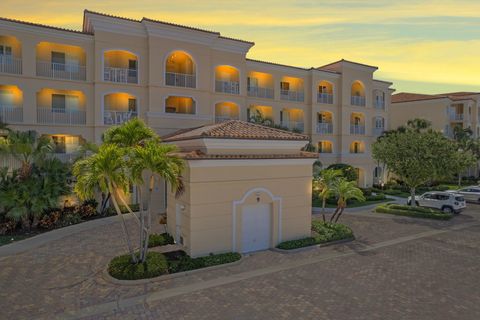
[271,237,355,254]
[102,254,244,286]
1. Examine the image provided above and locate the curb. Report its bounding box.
[271,237,355,254]
[102,254,245,286]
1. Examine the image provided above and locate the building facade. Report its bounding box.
[0,10,394,187]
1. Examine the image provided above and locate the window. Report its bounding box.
[354,116,361,125]
[52,94,66,112]
[247,77,258,88]
[280,82,290,91]
[0,45,12,57]
[51,135,66,153]
[128,60,137,78]
[51,52,66,71]
[319,85,328,93]
[128,98,136,112]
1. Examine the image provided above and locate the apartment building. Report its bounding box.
[0,10,394,187]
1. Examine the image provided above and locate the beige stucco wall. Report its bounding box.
[166,159,314,257]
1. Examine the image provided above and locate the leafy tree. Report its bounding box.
[326,163,358,182]
[452,127,479,186]
[313,169,342,221]
[330,178,365,223]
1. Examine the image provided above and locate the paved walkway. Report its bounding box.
[1,204,479,319]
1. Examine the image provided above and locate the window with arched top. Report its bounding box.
[351,81,366,106]
[318,140,333,153]
[350,141,365,154]
[165,51,196,88]
[350,113,365,135]
[374,90,385,109]
[316,111,333,134]
[317,81,333,104]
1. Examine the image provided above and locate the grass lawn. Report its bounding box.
[313,198,393,208]
[0,234,34,247]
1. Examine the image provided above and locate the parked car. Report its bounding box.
[447,186,480,203]
[407,191,466,214]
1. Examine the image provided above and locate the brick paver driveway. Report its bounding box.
[1,205,480,320]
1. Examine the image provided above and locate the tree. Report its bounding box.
[373,127,463,207]
[330,178,365,223]
[452,127,479,186]
[326,163,358,182]
[313,169,342,221]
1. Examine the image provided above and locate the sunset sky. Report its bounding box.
[2,0,480,93]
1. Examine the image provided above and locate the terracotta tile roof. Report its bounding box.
[176,150,318,160]
[162,120,310,142]
[0,16,92,35]
[392,92,479,103]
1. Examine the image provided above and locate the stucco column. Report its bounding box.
[21,40,36,78]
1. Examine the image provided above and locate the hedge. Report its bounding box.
[108,252,169,280]
[277,221,354,250]
[168,252,241,273]
[148,233,174,248]
[375,203,453,220]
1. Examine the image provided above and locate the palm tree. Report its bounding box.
[313,169,341,222]
[0,130,53,179]
[103,117,157,147]
[330,178,365,223]
[73,144,138,262]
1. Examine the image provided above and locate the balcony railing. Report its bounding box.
[375,100,385,109]
[350,124,365,135]
[281,120,304,132]
[373,127,385,136]
[165,72,196,88]
[449,113,464,121]
[351,96,366,106]
[317,93,333,104]
[280,90,304,102]
[247,86,274,99]
[215,115,239,123]
[37,108,86,125]
[0,55,22,74]
[36,61,86,81]
[0,105,23,123]
[104,67,138,84]
[316,123,333,134]
[215,80,240,94]
[104,110,137,125]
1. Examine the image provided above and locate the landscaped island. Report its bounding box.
[375,203,453,220]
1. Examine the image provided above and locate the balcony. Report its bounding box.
[215,115,239,123]
[373,127,384,136]
[37,61,86,81]
[375,100,385,109]
[351,96,366,106]
[281,120,304,132]
[0,105,23,123]
[165,72,196,88]
[104,110,137,125]
[247,86,274,99]
[37,108,86,125]
[0,56,22,75]
[104,67,138,84]
[350,125,365,135]
[215,80,240,94]
[449,113,464,121]
[317,93,333,104]
[280,90,304,102]
[316,123,333,134]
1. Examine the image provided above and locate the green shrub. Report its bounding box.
[375,203,452,220]
[436,184,451,191]
[108,251,169,280]
[276,237,318,250]
[168,252,241,273]
[366,194,386,201]
[148,233,174,248]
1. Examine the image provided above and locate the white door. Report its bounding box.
[241,204,271,253]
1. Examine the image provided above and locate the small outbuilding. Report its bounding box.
[162,120,317,257]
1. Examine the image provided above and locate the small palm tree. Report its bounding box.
[103,117,157,147]
[330,178,365,223]
[313,169,342,221]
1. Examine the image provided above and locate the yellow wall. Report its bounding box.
[36,42,86,65]
[36,88,85,110]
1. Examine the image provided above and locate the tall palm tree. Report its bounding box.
[330,178,365,223]
[0,130,53,179]
[73,144,138,262]
[313,169,342,222]
[103,117,157,147]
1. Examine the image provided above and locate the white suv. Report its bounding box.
[407,191,466,214]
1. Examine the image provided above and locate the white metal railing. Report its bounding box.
[215,115,239,123]
[0,55,22,74]
[104,110,137,125]
[37,108,86,125]
[104,67,138,84]
[0,105,23,123]
[373,127,385,136]
[351,95,366,106]
[280,90,304,102]
[317,93,333,104]
[215,80,240,94]
[316,123,333,134]
[36,61,86,81]
[165,72,196,88]
[247,86,274,99]
[350,124,365,135]
[449,113,464,121]
[375,100,385,109]
[281,121,304,132]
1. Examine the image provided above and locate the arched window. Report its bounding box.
[318,141,333,153]
[351,81,366,106]
[165,51,196,88]
[317,81,333,104]
[316,111,333,134]
[350,141,364,154]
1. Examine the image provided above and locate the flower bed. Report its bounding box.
[276,221,354,250]
[375,203,453,220]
